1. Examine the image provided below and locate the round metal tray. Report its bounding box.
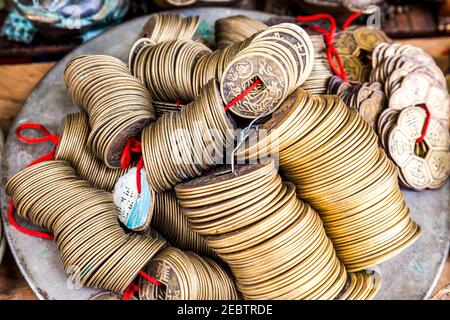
[1,7,449,300]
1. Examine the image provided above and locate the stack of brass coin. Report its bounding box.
[236,88,421,272]
[6,160,167,293]
[152,101,184,116]
[139,14,200,43]
[215,15,268,49]
[335,270,381,300]
[335,26,391,82]
[378,106,449,190]
[130,39,212,103]
[221,23,315,119]
[152,191,217,259]
[141,80,235,192]
[175,159,347,300]
[300,33,334,95]
[55,112,129,191]
[370,42,449,129]
[328,76,387,129]
[139,247,239,300]
[64,55,156,169]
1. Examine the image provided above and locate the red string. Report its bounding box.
[224,79,262,112]
[175,99,184,106]
[121,281,139,300]
[120,137,144,195]
[139,270,162,286]
[6,124,59,240]
[416,104,431,144]
[136,156,144,195]
[342,12,361,31]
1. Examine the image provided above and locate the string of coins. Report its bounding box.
[5,160,167,293]
[335,270,381,300]
[378,106,449,190]
[151,191,218,259]
[370,42,449,130]
[334,26,391,82]
[327,75,387,129]
[214,15,268,49]
[139,247,239,300]
[139,14,200,43]
[55,112,129,191]
[141,80,235,192]
[236,88,421,272]
[64,54,156,169]
[175,159,348,300]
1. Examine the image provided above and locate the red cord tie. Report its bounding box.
[6,123,60,240]
[224,79,262,112]
[416,104,431,144]
[296,12,361,83]
[120,137,144,194]
[122,271,161,300]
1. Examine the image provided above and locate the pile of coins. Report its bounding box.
[370,42,449,129]
[336,271,381,300]
[175,159,347,300]
[215,15,268,49]
[379,106,449,190]
[221,23,315,119]
[139,14,200,43]
[236,88,421,272]
[152,191,217,259]
[5,160,167,293]
[141,80,235,192]
[328,76,387,129]
[335,26,391,82]
[64,55,156,169]
[300,33,334,95]
[55,112,129,191]
[139,247,239,300]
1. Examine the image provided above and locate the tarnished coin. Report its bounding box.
[89,291,137,300]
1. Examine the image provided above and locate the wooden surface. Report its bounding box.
[0,38,449,300]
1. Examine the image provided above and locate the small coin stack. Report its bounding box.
[300,33,334,95]
[151,191,218,259]
[328,76,387,129]
[175,159,347,300]
[335,270,381,300]
[139,247,240,300]
[378,106,449,190]
[139,14,200,43]
[64,55,156,169]
[221,23,315,119]
[335,26,391,82]
[6,160,167,293]
[55,112,129,192]
[141,80,235,192]
[215,15,268,49]
[371,42,449,129]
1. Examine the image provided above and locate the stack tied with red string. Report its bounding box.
[5,160,167,293]
[370,42,449,190]
[141,80,235,192]
[64,54,156,169]
[235,88,421,272]
[175,159,348,300]
[139,247,239,300]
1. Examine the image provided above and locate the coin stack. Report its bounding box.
[175,159,348,300]
[335,270,381,300]
[139,14,200,43]
[64,55,156,169]
[139,247,240,300]
[236,88,421,272]
[6,160,167,293]
[370,42,449,130]
[328,76,387,129]
[221,23,315,119]
[300,33,334,95]
[141,80,235,192]
[55,112,130,191]
[335,26,391,82]
[152,191,218,259]
[215,15,268,49]
[378,106,449,190]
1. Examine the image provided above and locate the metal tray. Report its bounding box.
[1,7,449,300]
